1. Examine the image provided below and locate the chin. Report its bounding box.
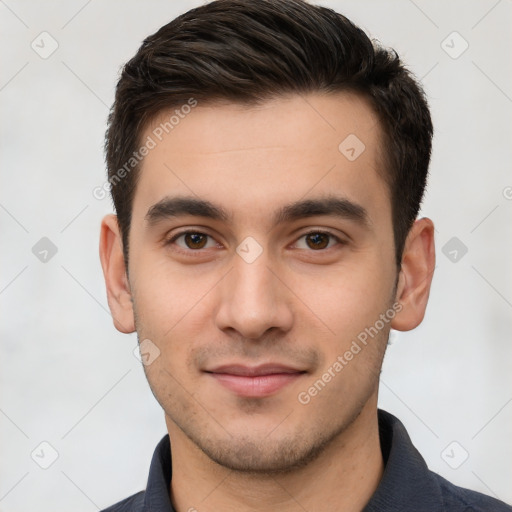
[184,417,351,475]
[200,437,322,474]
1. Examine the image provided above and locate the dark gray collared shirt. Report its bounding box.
[101,409,512,511]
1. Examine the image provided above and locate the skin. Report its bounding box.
[100,92,435,512]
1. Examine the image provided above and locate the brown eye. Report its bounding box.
[184,233,208,249]
[305,232,330,250]
[166,231,216,251]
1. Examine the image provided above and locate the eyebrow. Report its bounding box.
[145,195,370,229]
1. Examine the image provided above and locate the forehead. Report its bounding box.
[132,92,389,229]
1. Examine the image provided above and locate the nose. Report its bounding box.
[213,251,294,340]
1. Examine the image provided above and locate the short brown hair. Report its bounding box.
[105,0,433,267]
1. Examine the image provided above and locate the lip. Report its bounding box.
[205,364,306,398]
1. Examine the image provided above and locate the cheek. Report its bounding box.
[295,258,395,342]
[293,263,393,411]
[131,265,218,378]
[131,255,216,335]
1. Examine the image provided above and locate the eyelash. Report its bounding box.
[164,229,345,254]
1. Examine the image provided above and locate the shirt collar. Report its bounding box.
[362,409,443,511]
[143,433,174,511]
[142,409,443,511]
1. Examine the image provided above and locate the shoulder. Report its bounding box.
[100,490,145,512]
[434,472,512,512]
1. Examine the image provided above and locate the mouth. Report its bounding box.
[204,363,307,398]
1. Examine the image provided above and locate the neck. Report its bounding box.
[167,401,384,512]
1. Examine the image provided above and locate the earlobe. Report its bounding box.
[99,214,136,333]
[391,217,435,332]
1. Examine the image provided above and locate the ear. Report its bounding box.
[391,217,435,331]
[99,214,135,333]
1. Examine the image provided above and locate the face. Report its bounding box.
[117,93,401,472]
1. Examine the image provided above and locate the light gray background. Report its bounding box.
[1,0,511,510]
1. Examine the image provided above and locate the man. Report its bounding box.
[98,0,511,510]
